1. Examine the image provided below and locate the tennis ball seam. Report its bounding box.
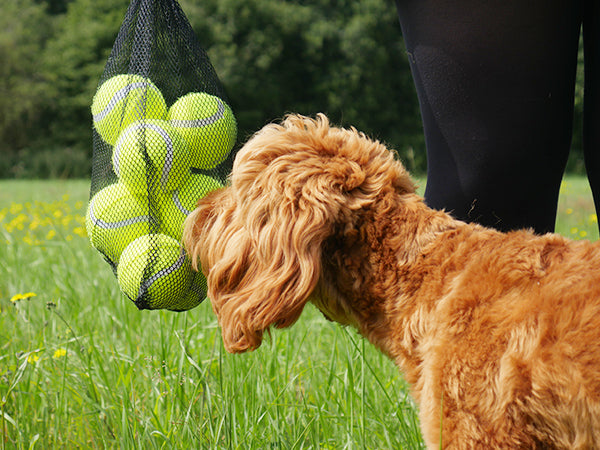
[170,97,226,129]
[171,190,192,215]
[145,122,180,188]
[113,122,179,187]
[88,196,153,229]
[92,81,162,122]
[111,125,135,179]
[92,75,168,146]
[137,246,188,299]
[86,183,154,264]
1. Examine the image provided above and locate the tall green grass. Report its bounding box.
[555,177,599,240]
[1,176,597,449]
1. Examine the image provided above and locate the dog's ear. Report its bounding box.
[202,155,366,353]
[184,114,410,353]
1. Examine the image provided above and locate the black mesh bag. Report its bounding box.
[86,0,236,311]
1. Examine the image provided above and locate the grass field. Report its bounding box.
[1,176,598,449]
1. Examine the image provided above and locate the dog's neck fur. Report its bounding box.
[313,190,491,385]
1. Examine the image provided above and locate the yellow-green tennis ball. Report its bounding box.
[85,183,154,264]
[158,174,223,239]
[167,271,208,312]
[112,119,192,193]
[92,74,167,145]
[117,233,194,310]
[168,92,237,169]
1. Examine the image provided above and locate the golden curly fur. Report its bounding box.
[183,114,600,449]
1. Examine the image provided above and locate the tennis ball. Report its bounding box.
[112,119,192,193]
[92,74,167,145]
[117,233,195,310]
[85,183,154,264]
[168,92,237,169]
[168,271,208,312]
[158,173,223,240]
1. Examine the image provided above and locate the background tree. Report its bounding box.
[184,0,424,168]
[0,0,586,178]
[42,0,129,147]
[0,0,52,153]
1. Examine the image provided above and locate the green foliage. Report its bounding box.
[37,0,73,15]
[0,0,587,177]
[0,0,128,177]
[184,0,424,168]
[1,146,92,179]
[42,0,130,146]
[0,0,53,152]
[1,0,426,178]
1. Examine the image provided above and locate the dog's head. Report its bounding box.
[183,114,415,352]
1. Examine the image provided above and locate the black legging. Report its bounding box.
[395,0,600,234]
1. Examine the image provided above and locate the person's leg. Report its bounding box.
[395,0,582,233]
[583,0,600,223]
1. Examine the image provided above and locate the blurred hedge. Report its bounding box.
[0,0,585,178]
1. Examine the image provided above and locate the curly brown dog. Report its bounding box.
[183,114,600,449]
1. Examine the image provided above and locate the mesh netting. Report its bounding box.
[86,0,236,312]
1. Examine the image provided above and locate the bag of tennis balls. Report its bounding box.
[87,0,236,312]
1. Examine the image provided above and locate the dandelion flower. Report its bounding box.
[10,292,37,303]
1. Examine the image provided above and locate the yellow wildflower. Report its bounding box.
[53,348,67,359]
[10,292,37,303]
[72,226,87,237]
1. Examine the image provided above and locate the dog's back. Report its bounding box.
[408,228,600,448]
